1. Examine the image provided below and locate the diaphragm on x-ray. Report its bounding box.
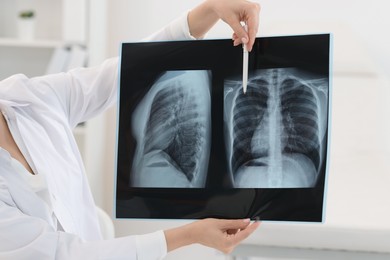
[116,34,331,221]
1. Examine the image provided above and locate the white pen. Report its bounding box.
[242,23,248,94]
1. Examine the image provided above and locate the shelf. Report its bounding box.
[0,38,64,48]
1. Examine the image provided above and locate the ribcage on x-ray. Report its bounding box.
[228,68,324,187]
[280,78,320,170]
[143,81,207,182]
[231,78,270,173]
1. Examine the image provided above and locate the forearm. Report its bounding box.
[187,0,219,39]
[164,222,197,252]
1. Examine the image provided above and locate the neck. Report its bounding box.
[0,113,10,146]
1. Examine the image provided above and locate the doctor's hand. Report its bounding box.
[164,218,261,254]
[188,0,261,51]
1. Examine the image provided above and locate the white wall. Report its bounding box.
[96,1,390,259]
[106,0,390,75]
[259,0,390,75]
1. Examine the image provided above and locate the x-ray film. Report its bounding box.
[116,34,332,222]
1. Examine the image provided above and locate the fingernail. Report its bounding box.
[243,218,250,223]
[241,37,248,44]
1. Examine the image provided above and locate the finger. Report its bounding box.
[220,219,251,230]
[226,229,240,235]
[229,221,261,243]
[246,4,261,51]
[232,33,240,46]
[227,19,249,46]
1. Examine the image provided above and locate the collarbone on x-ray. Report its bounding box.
[224,68,328,188]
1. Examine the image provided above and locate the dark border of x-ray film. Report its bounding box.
[115,34,331,222]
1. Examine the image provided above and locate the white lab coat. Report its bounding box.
[0,12,195,260]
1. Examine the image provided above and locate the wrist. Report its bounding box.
[188,0,219,39]
[164,222,198,252]
[205,0,222,17]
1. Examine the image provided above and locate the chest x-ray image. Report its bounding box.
[131,70,211,188]
[116,34,331,221]
[224,68,328,188]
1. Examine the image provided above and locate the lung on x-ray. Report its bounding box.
[224,68,328,188]
[116,34,332,221]
[131,70,212,188]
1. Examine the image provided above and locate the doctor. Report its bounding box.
[0,0,261,259]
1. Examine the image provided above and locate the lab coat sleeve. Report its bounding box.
[31,57,119,129]
[0,199,167,260]
[24,11,196,128]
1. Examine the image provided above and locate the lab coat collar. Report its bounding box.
[0,100,30,107]
[1,99,79,235]
[0,99,30,120]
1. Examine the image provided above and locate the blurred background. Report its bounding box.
[1,0,389,259]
